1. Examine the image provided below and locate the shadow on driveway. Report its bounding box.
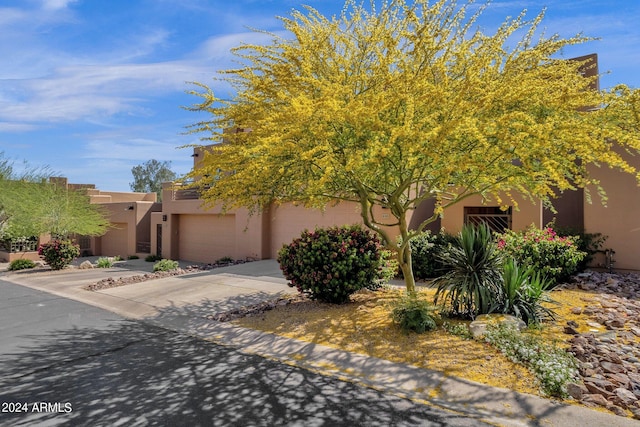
[1,315,484,426]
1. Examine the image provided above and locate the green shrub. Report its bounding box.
[400,230,455,280]
[96,257,113,268]
[216,256,234,264]
[431,223,504,319]
[127,255,140,260]
[496,258,556,325]
[38,240,80,270]
[8,259,36,271]
[277,225,392,304]
[153,259,179,272]
[145,254,162,262]
[554,225,607,272]
[484,324,578,397]
[496,225,586,285]
[442,321,473,339]
[391,294,438,333]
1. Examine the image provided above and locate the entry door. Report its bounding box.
[156,224,162,257]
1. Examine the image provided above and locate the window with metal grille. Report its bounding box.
[1,237,39,253]
[464,206,512,233]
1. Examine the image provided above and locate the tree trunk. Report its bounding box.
[397,224,417,296]
[398,254,416,295]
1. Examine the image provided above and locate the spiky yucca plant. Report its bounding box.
[431,223,503,319]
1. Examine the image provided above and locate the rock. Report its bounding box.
[570,335,589,346]
[602,361,626,374]
[608,353,625,365]
[615,388,638,408]
[78,260,94,269]
[600,300,620,309]
[607,404,628,417]
[570,307,583,315]
[567,383,588,400]
[585,381,613,396]
[571,345,586,359]
[597,333,618,344]
[607,373,632,388]
[469,314,526,339]
[584,377,616,392]
[605,318,627,329]
[564,326,580,335]
[582,393,610,407]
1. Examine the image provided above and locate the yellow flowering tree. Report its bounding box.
[185,0,640,294]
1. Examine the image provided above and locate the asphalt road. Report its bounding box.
[0,280,490,427]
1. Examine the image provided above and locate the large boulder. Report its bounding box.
[78,260,94,269]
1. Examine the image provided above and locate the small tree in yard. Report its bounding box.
[0,154,109,242]
[184,0,640,295]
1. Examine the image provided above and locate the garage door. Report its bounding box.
[178,214,235,263]
[101,223,128,257]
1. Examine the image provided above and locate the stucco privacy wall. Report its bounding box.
[584,151,640,270]
[440,192,543,234]
[157,182,437,263]
[100,222,129,257]
[268,202,364,257]
[267,201,434,256]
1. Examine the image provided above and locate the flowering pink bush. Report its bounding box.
[277,225,396,303]
[496,226,585,285]
[38,239,80,270]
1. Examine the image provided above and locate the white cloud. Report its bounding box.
[0,122,38,132]
[0,60,216,124]
[41,0,77,10]
[0,27,281,127]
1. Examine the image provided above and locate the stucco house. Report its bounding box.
[4,54,637,272]
[148,53,639,271]
[0,177,160,262]
[149,142,639,271]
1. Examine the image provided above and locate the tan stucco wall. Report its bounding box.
[160,180,435,262]
[584,153,640,270]
[269,202,364,256]
[92,201,161,258]
[268,200,438,256]
[440,193,542,234]
[88,189,157,204]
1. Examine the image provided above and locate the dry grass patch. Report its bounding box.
[235,284,639,400]
[236,287,539,394]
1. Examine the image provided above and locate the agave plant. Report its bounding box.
[497,258,556,325]
[431,223,503,319]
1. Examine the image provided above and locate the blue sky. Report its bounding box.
[1,0,639,192]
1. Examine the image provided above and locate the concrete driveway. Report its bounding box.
[0,259,293,320]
